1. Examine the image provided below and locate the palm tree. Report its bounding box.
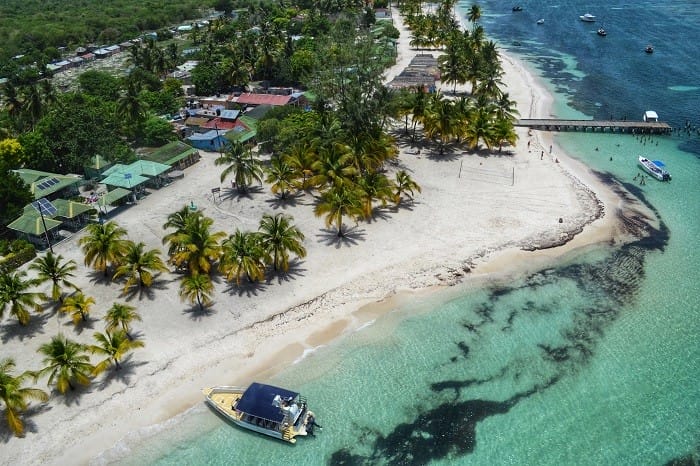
[0,271,46,326]
[357,171,394,218]
[168,214,225,276]
[36,334,93,393]
[423,93,459,155]
[309,142,357,189]
[0,358,48,437]
[2,82,24,131]
[394,170,422,205]
[468,5,482,30]
[162,205,200,256]
[79,221,129,277]
[313,184,364,237]
[22,83,43,130]
[492,118,518,153]
[410,88,429,142]
[464,102,496,151]
[179,273,214,312]
[90,330,144,374]
[258,213,306,272]
[112,241,169,293]
[283,142,316,190]
[215,141,264,193]
[494,92,520,122]
[104,302,141,339]
[438,39,467,94]
[29,252,79,303]
[265,156,297,199]
[59,292,95,325]
[219,230,267,284]
[117,80,147,132]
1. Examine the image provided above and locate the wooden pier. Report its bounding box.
[515,119,672,135]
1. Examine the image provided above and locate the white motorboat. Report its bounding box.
[580,13,596,22]
[203,383,317,443]
[537,19,545,25]
[638,156,671,181]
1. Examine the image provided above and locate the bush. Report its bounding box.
[0,243,36,274]
[10,239,32,252]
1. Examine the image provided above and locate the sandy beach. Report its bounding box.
[2,10,654,466]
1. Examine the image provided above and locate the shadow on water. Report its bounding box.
[329,207,670,465]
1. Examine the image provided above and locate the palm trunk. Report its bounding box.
[336,212,344,237]
[196,293,203,312]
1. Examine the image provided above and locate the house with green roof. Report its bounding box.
[13,168,82,200]
[141,141,201,170]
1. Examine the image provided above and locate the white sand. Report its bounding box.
[2,11,653,466]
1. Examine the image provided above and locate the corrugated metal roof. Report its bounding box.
[235,93,292,106]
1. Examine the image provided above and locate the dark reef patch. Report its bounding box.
[329,378,559,466]
[330,211,667,465]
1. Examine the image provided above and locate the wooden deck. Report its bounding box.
[516,119,672,134]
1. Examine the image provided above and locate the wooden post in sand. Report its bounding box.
[459,160,463,178]
[512,167,515,186]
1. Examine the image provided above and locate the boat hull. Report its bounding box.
[638,157,671,181]
[202,386,313,444]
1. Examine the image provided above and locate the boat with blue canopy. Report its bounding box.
[638,156,671,181]
[202,382,317,443]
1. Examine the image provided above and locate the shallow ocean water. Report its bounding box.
[110,1,699,464]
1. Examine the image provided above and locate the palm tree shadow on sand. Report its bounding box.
[268,259,307,285]
[0,402,52,443]
[62,316,96,335]
[182,302,218,320]
[223,279,267,298]
[264,191,306,210]
[219,185,264,202]
[426,143,463,162]
[86,269,117,286]
[121,276,173,302]
[0,312,51,343]
[96,355,148,390]
[316,226,367,248]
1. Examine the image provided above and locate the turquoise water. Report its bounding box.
[114,2,700,465]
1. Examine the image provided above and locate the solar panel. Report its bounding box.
[37,181,48,190]
[47,177,59,186]
[31,198,58,217]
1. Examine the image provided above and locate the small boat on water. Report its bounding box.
[639,156,671,181]
[512,6,523,12]
[645,44,654,53]
[203,383,317,443]
[597,27,607,36]
[537,18,545,25]
[580,13,596,22]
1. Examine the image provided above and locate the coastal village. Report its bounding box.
[0,1,675,465]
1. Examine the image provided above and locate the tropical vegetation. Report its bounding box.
[29,252,79,303]
[36,334,94,393]
[78,222,129,278]
[0,358,48,437]
[0,271,46,326]
[89,330,144,374]
[104,303,142,340]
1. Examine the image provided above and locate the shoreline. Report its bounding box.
[1,10,655,466]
